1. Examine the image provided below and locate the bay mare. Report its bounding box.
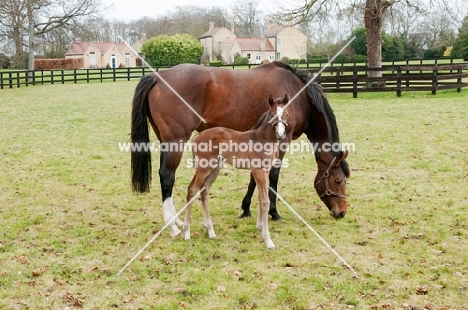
[180,94,290,248]
[130,61,350,229]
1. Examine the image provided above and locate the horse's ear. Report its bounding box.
[283,93,289,103]
[335,150,349,166]
[268,95,274,106]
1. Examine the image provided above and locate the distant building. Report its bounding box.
[262,19,308,62]
[64,35,147,68]
[199,22,238,64]
[199,20,308,64]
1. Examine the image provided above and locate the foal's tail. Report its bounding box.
[131,75,157,193]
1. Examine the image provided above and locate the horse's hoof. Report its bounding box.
[265,239,276,249]
[205,227,216,238]
[170,226,181,238]
[270,213,282,221]
[239,212,252,218]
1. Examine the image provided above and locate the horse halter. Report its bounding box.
[269,108,288,128]
[315,156,347,199]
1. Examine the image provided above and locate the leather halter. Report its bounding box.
[269,110,288,128]
[315,156,347,199]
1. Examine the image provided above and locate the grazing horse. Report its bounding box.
[131,61,350,227]
[181,94,290,249]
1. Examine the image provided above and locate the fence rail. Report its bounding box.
[1,62,468,97]
[308,64,468,97]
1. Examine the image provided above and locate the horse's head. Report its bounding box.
[267,94,289,140]
[314,150,349,219]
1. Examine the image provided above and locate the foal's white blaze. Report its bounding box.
[163,196,182,236]
[275,107,286,139]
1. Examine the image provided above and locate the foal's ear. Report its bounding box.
[283,93,290,103]
[268,95,274,106]
[335,150,349,166]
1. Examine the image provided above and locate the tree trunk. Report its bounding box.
[365,0,386,79]
[27,1,35,72]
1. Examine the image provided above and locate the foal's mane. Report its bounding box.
[272,61,349,177]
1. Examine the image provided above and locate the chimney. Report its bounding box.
[268,17,274,28]
[230,22,235,34]
[209,22,214,30]
[260,39,265,51]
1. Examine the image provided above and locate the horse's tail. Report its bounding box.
[131,75,156,193]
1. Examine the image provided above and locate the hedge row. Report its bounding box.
[34,58,84,70]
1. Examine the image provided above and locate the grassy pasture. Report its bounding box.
[1,82,468,309]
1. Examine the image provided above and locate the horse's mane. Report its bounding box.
[251,111,268,130]
[272,61,349,177]
[271,61,340,145]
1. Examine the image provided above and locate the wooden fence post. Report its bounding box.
[457,65,462,93]
[352,68,358,98]
[431,67,438,95]
[396,67,402,97]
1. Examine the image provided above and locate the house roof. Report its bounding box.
[65,42,129,56]
[235,38,275,51]
[199,28,224,39]
[262,26,284,38]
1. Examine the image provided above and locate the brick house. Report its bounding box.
[65,36,147,68]
[199,20,308,64]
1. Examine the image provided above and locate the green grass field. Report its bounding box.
[1,82,467,309]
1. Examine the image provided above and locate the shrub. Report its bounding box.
[280,57,289,64]
[335,54,349,63]
[0,52,10,68]
[142,34,203,66]
[351,54,367,63]
[208,61,223,67]
[233,54,249,65]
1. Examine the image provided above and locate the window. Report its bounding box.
[277,37,282,47]
[256,53,261,64]
[247,53,251,60]
[89,51,96,67]
[269,53,275,61]
[276,52,282,60]
[125,53,131,67]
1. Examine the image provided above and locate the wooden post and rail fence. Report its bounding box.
[1,63,468,97]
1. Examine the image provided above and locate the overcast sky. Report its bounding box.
[101,0,276,22]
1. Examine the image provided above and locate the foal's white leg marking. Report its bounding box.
[261,201,275,249]
[254,171,275,249]
[256,207,263,232]
[163,196,181,237]
[181,200,192,240]
[201,187,216,238]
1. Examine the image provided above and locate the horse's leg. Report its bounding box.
[200,167,221,238]
[182,166,214,240]
[159,149,184,237]
[268,165,282,221]
[268,147,288,221]
[239,173,256,218]
[252,169,275,249]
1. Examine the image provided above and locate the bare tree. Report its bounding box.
[277,0,467,79]
[0,0,103,69]
[231,0,263,37]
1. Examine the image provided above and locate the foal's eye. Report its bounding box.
[335,178,343,185]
